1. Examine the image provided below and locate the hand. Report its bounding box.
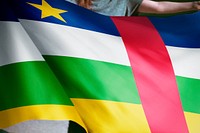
[78,0,91,9]
[193,1,200,10]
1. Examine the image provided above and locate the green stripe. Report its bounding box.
[176,76,200,114]
[44,56,141,104]
[0,61,73,111]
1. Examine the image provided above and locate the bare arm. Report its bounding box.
[138,0,200,14]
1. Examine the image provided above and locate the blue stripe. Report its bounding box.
[0,1,19,21]
[149,12,200,48]
[9,0,120,36]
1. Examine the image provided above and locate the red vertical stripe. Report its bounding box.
[112,17,188,133]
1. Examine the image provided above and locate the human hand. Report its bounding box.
[193,1,200,10]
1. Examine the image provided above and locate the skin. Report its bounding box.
[77,0,200,14]
[138,0,200,14]
[78,0,92,9]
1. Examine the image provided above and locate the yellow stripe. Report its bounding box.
[71,98,151,133]
[184,112,200,133]
[0,105,87,132]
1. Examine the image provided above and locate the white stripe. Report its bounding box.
[19,19,131,66]
[4,120,69,133]
[0,21,44,67]
[167,46,200,79]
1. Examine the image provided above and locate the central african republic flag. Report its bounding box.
[0,0,199,132]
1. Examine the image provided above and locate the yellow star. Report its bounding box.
[27,0,67,23]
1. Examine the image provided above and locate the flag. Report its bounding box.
[0,1,86,133]
[0,0,200,132]
[149,13,200,133]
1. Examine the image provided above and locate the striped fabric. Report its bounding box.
[0,0,199,132]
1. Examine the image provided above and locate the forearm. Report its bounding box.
[158,2,194,13]
[138,0,199,14]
